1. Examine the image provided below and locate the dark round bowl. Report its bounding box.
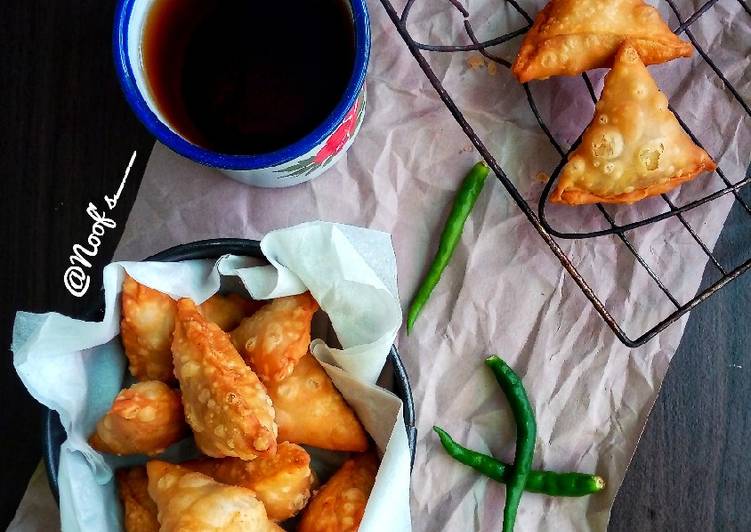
[42,238,417,500]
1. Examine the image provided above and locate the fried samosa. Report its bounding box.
[89,381,187,456]
[512,0,692,83]
[551,43,715,204]
[298,451,379,532]
[183,442,316,522]
[230,293,318,383]
[265,354,368,452]
[199,293,262,332]
[172,298,277,460]
[120,274,177,382]
[146,460,283,532]
[117,466,160,532]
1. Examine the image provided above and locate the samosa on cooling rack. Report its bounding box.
[551,43,715,205]
[512,0,692,83]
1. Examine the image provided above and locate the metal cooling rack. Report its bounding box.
[380,0,751,347]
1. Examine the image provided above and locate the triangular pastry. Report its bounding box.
[89,381,187,456]
[146,461,282,531]
[172,298,277,460]
[265,354,369,452]
[183,442,316,522]
[117,466,160,532]
[230,293,319,383]
[120,274,177,383]
[199,293,262,332]
[512,0,692,82]
[298,451,379,532]
[551,43,715,205]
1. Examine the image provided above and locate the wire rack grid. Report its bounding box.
[379,0,751,347]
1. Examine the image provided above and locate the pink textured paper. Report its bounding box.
[12,0,748,530]
[112,1,749,531]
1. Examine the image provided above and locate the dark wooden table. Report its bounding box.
[1,1,748,530]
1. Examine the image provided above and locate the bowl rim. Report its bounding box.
[42,237,417,501]
[112,0,371,170]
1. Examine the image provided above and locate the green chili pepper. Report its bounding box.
[406,161,489,333]
[433,426,605,497]
[484,355,536,532]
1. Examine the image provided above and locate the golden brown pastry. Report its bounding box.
[230,293,319,383]
[172,298,277,460]
[199,293,262,332]
[146,460,283,532]
[298,451,379,532]
[551,43,715,204]
[182,442,315,522]
[265,354,368,452]
[120,274,177,382]
[116,466,160,532]
[89,381,187,456]
[512,0,692,83]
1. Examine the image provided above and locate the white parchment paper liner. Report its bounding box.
[12,222,411,532]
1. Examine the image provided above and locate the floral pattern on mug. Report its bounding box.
[277,93,366,178]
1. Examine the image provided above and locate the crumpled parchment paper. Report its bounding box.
[10,0,750,530]
[11,223,411,532]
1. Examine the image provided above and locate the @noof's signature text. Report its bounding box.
[63,151,136,297]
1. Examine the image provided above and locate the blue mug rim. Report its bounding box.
[112,0,371,170]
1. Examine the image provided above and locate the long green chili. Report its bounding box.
[433,426,605,497]
[406,161,489,333]
[485,355,536,532]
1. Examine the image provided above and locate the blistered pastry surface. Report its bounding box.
[172,298,277,460]
[552,44,715,204]
[89,380,187,456]
[146,461,282,532]
[120,274,177,382]
[298,451,378,532]
[230,293,318,383]
[183,442,315,521]
[266,354,369,452]
[117,466,160,532]
[199,293,261,332]
[512,0,693,82]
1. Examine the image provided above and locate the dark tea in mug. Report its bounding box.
[142,0,355,155]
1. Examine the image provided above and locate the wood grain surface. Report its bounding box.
[0,1,152,527]
[0,0,748,530]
